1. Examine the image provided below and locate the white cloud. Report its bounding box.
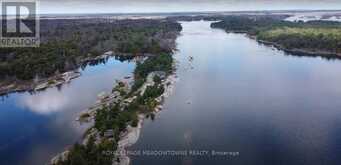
[18,89,69,115]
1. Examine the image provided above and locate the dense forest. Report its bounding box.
[211,16,341,55]
[0,19,181,80]
[257,27,341,54]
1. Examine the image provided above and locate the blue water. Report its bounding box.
[130,21,341,165]
[0,57,135,165]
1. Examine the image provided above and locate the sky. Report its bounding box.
[38,0,341,14]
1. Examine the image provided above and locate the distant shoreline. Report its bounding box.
[39,9,341,16]
[35,10,341,20]
[243,33,341,59]
[244,34,341,60]
[217,29,341,60]
[256,38,341,59]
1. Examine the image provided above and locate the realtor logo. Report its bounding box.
[0,0,39,47]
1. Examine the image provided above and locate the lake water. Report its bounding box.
[0,57,135,165]
[2,21,341,165]
[130,21,341,165]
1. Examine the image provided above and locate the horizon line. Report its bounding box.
[36,9,341,16]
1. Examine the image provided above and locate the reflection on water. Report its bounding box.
[130,21,341,165]
[0,57,135,165]
[18,89,70,115]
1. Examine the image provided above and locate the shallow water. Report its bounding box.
[0,57,135,165]
[130,21,341,165]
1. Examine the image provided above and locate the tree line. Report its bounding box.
[0,19,181,81]
[211,16,341,55]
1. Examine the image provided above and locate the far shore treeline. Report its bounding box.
[0,19,182,81]
[1,15,341,87]
[211,16,341,56]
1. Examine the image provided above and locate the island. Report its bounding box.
[50,52,177,165]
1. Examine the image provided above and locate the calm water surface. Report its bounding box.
[130,21,341,165]
[0,57,135,165]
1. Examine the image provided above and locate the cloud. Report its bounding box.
[18,89,69,115]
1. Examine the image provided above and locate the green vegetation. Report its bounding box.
[56,136,114,165]
[130,53,173,95]
[257,27,341,54]
[95,105,126,135]
[0,19,181,81]
[56,53,173,165]
[153,75,162,84]
[211,16,341,55]
[211,16,295,34]
[112,81,127,95]
[134,53,173,79]
[130,78,145,94]
[137,84,164,110]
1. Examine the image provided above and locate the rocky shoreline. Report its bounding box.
[0,51,160,96]
[113,73,177,165]
[0,51,113,96]
[0,70,81,96]
[50,69,178,165]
